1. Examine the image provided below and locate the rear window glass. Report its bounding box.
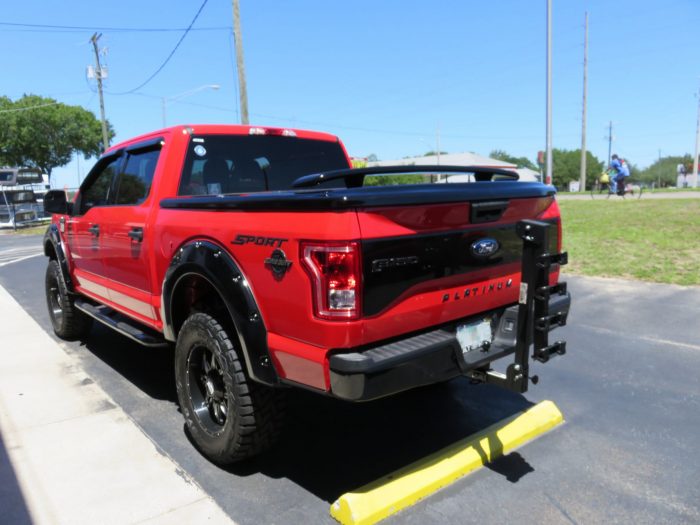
[178,134,349,196]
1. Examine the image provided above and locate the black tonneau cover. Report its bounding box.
[160,181,555,212]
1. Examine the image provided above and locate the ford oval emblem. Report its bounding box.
[471,238,500,258]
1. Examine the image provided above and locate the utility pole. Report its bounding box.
[232,0,249,125]
[693,84,700,188]
[606,121,613,165]
[545,0,553,186]
[579,11,588,192]
[90,33,110,151]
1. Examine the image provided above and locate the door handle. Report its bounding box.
[88,224,100,237]
[128,227,144,242]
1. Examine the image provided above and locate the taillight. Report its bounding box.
[537,198,562,252]
[301,241,361,320]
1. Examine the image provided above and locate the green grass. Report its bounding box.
[2,224,49,235]
[644,187,700,193]
[558,187,700,195]
[559,199,700,285]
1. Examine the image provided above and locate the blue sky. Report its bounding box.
[2,0,699,188]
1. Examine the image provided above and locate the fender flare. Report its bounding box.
[43,224,74,292]
[161,240,278,386]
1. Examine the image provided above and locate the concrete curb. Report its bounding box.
[0,284,235,525]
[330,401,564,525]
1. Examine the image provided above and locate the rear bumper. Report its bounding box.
[329,292,571,401]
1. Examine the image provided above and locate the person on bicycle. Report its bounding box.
[610,154,630,195]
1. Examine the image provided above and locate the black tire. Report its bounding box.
[175,312,285,465]
[589,183,599,199]
[45,259,92,340]
[590,182,608,200]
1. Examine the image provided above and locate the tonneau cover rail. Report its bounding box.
[292,165,519,188]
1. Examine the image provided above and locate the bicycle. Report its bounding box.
[590,173,643,200]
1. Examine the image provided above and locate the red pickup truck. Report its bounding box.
[43,124,570,465]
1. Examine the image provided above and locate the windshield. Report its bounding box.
[178,134,349,196]
[17,170,42,184]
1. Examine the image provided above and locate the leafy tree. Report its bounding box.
[422,150,448,157]
[489,149,538,171]
[638,155,693,187]
[0,94,113,182]
[366,153,379,162]
[364,174,429,186]
[551,149,604,189]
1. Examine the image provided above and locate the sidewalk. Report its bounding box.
[0,284,234,525]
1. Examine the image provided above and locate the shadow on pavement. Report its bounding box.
[79,323,177,403]
[229,380,534,502]
[74,323,535,504]
[0,428,33,525]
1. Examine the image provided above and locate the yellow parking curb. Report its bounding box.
[330,400,564,525]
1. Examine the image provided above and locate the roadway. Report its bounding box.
[0,233,698,524]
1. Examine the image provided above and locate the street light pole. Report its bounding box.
[161,84,220,127]
[545,0,553,186]
[693,84,700,188]
[579,11,588,192]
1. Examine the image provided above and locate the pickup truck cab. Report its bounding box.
[43,124,570,465]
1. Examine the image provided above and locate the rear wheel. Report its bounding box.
[45,260,91,340]
[590,182,609,200]
[175,312,285,465]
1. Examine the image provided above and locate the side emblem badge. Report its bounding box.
[470,238,500,259]
[264,249,292,279]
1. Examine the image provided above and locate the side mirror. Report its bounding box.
[43,190,73,215]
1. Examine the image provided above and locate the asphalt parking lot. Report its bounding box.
[1,233,699,524]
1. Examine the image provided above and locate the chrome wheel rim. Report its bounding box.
[187,345,229,434]
[47,275,64,326]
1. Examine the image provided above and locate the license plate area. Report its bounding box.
[455,317,493,356]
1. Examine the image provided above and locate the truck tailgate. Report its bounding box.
[357,195,559,322]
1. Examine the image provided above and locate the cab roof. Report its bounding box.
[105,124,341,155]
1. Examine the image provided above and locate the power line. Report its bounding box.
[108,0,210,95]
[0,92,95,113]
[0,102,61,113]
[0,21,228,33]
[126,91,581,141]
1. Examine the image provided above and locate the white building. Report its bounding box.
[368,153,541,182]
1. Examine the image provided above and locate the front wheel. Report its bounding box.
[45,259,92,340]
[175,312,285,465]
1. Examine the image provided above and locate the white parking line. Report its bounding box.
[0,252,43,268]
[579,323,700,351]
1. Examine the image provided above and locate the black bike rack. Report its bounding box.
[478,219,569,394]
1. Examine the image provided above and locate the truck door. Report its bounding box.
[99,141,162,323]
[66,154,122,301]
